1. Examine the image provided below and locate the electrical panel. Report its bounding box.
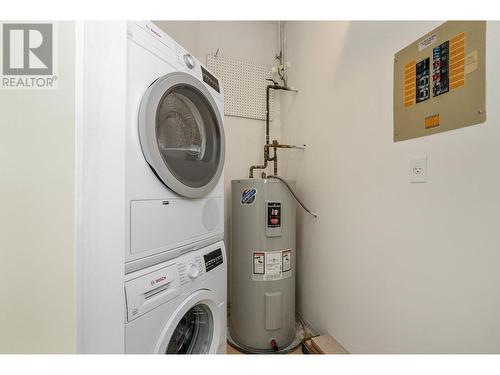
[393,21,486,142]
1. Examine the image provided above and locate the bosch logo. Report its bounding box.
[146,25,162,39]
[153,276,167,284]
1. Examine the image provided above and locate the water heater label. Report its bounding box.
[282,249,291,272]
[266,201,282,237]
[241,188,257,205]
[253,252,265,275]
[252,249,292,281]
[265,251,282,277]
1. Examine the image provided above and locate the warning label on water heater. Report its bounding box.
[252,249,292,281]
[253,252,265,275]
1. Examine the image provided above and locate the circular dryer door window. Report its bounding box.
[139,72,225,198]
[166,304,213,354]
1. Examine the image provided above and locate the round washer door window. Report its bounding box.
[139,72,225,198]
[166,304,213,354]
[155,290,222,355]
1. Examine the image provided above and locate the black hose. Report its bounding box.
[267,175,318,218]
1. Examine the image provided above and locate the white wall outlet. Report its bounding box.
[410,156,427,183]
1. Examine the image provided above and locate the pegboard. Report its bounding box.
[206,53,276,121]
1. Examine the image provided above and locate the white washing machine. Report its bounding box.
[125,241,227,354]
[126,21,226,273]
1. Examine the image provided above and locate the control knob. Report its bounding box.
[187,263,200,279]
[183,54,195,69]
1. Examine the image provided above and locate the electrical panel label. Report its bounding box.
[416,58,430,103]
[241,188,257,205]
[252,249,292,281]
[465,50,478,74]
[432,41,449,96]
[418,33,438,51]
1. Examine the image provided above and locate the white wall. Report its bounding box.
[280,21,500,353]
[0,22,76,353]
[154,21,280,300]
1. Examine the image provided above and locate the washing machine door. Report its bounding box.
[139,71,225,198]
[155,289,221,354]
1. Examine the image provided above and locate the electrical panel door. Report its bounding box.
[394,21,486,142]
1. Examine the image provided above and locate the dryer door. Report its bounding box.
[139,72,225,198]
[155,289,221,354]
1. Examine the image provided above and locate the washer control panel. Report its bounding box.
[203,248,223,272]
[266,201,282,237]
[125,264,180,322]
[177,255,204,286]
[125,242,226,323]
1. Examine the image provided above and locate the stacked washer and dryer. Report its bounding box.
[124,21,227,354]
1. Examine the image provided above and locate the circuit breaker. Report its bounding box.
[394,21,486,142]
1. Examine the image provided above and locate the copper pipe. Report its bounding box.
[249,142,304,178]
[248,82,298,178]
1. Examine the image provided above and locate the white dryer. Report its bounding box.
[126,21,225,273]
[125,241,227,354]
